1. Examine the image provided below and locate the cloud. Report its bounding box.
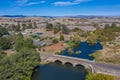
[15,0,46,6]
[53,0,91,6]
[16,0,28,6]
[27,1,46,6]
[53,1,77,6]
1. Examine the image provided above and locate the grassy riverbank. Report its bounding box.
[85,72,115,80]
[90,43,120,64]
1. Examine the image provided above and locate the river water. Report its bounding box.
[31,62,88,80]
[61,41,103,60]
[31,42,102,80]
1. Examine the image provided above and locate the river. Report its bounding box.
[61,41,103,60]
[31,62,88,80]
[31,41,102,80]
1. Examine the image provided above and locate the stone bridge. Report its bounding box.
[40,53,120,76]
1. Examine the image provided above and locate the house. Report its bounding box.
[2,34,9,38]
[33,39,46,46]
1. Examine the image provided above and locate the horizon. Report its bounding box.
[0,0,120,16]
[1,14,120,17]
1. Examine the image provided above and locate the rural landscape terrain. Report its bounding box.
[0,0,120,80]
[0,15,120,80]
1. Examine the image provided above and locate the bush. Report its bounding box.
[60,35,64,41]
[86,73,115,80]
[55,52,60,55]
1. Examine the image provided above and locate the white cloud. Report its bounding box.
[53,0,91,6]
[27,1,46,6]
[16,0,28,6]
[40,1,46,3]
[16,0,46,6]
[53,1,77,6]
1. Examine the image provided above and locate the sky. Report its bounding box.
[0,0,120,16]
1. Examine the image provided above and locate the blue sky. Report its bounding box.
[0,0,120,16]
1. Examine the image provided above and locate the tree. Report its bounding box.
[0,48,40,80]
[53,27,59,34]
[0,37,10,50]
[52,38,59,44]
[55,22,61,31]
[15,37,24,52]
[0,51,7,59]
[24,38,33,48]
[33,22,37,28]
[60,35,64,41]
[62,25,69,34]
[105,24,110,29]
[73,27,80,32]
[15,22,20,32]
[22,24,27,31]
[0,27,9,37]
[15,34,24,52]
[46,23,53,31]
[111,23,116,28]
[27,22,33,29]
[15,34,34,52]
[72,34,81,43]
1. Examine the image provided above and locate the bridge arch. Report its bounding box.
[64,62,73,66]
[54,60,62,64]
[75,64,85,69]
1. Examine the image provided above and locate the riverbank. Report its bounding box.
[86,72,115,80]
[90,43,120,64]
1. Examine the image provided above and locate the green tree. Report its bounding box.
[105,24,110,29]
[0,27,9,37]
[22,24,27,31]
[62,25,69,34]
[52,38,59,44]
[15,34,24,52]
[27,22,33,29]
[15,38,24,52]
[73,27,80,32]
[33,22,37,28]
[46,23,53,31]
[55,22,61,31]
[0,51,7,59]
[24,38,33,48]
[111,23,116,28]
[60,34,64,41]
[0,37,10,50]
[15,22,20,32]
[0,48,40,80]
[15,34,34,52]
